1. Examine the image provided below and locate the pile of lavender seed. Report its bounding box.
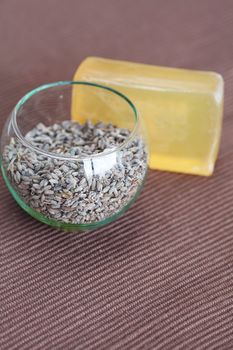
[3,120,147,224]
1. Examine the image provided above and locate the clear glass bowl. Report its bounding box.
[0,81,148,231]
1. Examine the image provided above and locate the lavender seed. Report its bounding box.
[3,120,147,224]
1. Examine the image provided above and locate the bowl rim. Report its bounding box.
[12,81,139,161]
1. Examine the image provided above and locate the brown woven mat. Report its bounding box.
[1,0,233,349]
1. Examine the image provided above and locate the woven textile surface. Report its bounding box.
[1,0,233,349]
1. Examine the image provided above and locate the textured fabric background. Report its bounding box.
[1,0,233,349]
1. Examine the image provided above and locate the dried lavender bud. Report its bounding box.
[3,120,147,224]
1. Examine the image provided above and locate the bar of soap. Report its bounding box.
[72,57,224,176]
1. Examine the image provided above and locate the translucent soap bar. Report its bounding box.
[72,57,224,176]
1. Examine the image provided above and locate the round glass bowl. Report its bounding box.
[0,81,148,231]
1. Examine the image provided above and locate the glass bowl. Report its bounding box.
[0,81,148,231]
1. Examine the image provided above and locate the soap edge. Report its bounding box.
[75,56,225,84]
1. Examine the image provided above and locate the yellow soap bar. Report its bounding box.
[72,57,224,176]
